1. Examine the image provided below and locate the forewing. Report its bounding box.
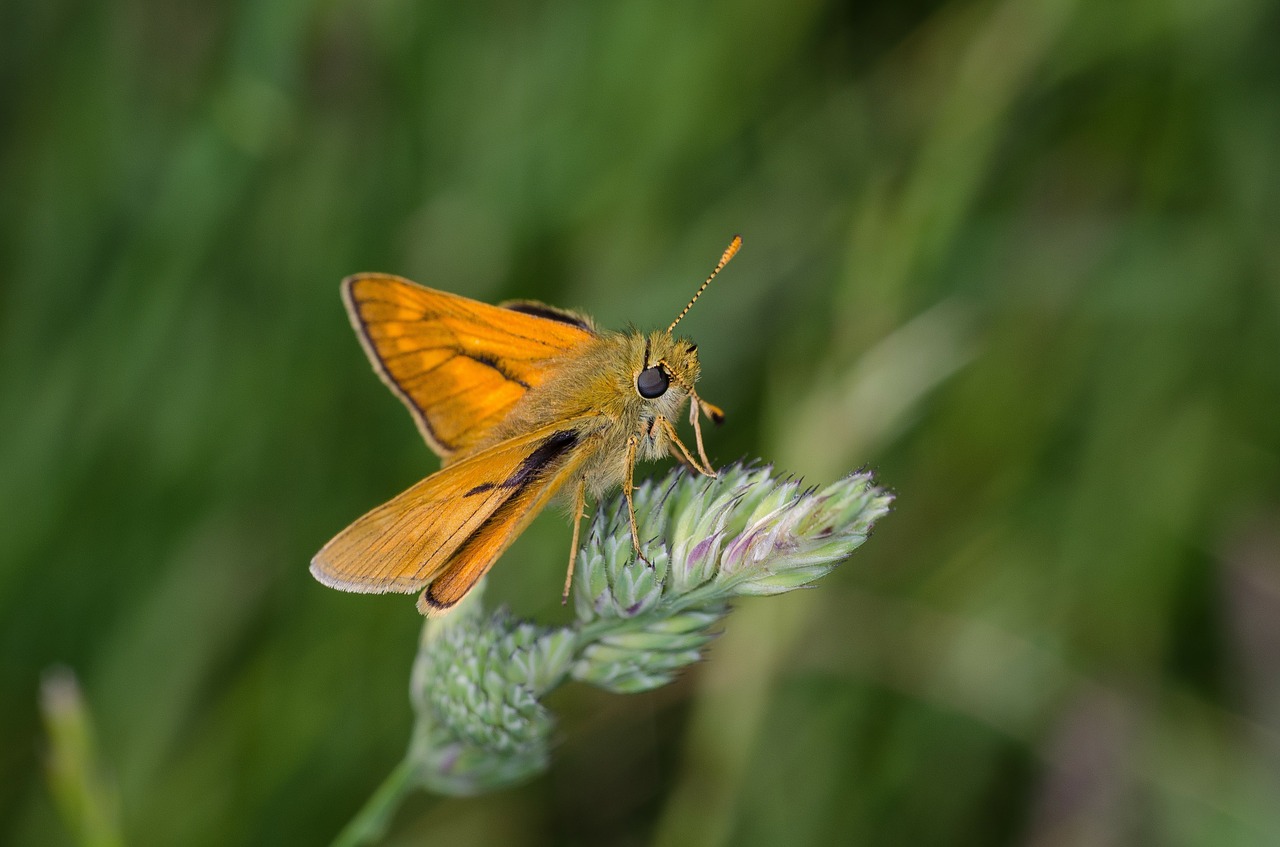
[310,419,599,601]
[416,445,590,616]
[343,274,596,459]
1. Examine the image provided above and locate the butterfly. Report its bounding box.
[310,236,739,615]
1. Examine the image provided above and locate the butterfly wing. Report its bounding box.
[311,418,600,615]
[342,274,596,461]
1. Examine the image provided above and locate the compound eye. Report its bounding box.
[636,365,669,398]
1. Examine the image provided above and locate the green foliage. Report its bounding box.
[38,670,122,847]
[3,0,1279,844]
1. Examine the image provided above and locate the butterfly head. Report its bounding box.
[628,235,740,424]
[636,330,700,405]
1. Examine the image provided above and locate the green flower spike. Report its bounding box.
[406,603,576,795]
[570,464,891,693]
[332,463,891,846]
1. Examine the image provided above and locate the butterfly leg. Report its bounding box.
[623,435,653,566]
[562,477,587,604]
[655,416,716,478]
[657,368,720,477]
[671,448,700,475]
[687,392,717,474]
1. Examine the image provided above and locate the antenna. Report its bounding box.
[668,235,742,333]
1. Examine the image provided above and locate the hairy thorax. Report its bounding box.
[480,330,702,496]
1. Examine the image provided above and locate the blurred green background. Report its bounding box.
[4,0,1279,844]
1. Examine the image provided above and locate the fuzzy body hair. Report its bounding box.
[475,328,701,497]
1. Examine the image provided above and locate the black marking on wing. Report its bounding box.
[503,301,594,332]
[344,282,457,452]
[353,294,575,348]
[421,584,454,611]
[419,409,450,450]
[468,351,532,389]
[345,279,595,457]
[464,430,580,497]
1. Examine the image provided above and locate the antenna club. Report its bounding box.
[722,234,742,264]
[667,235,742,334]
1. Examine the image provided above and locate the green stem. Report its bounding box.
[330,757,418,847]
